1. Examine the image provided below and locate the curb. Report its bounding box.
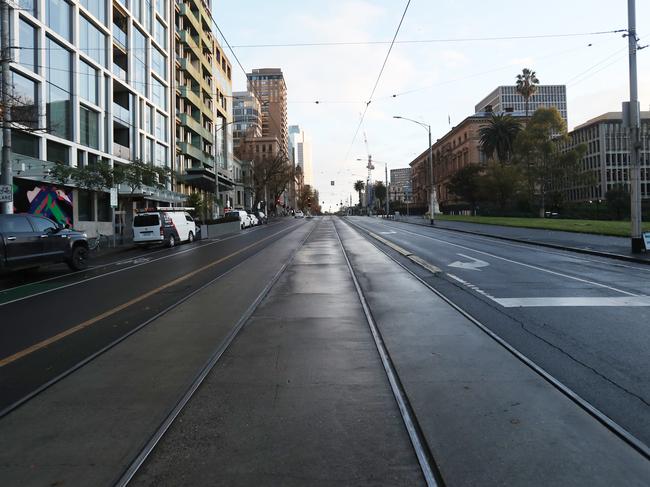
[391,218,650,265]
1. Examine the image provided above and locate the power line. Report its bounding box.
[230,29,626,48]
[343,0,412,166]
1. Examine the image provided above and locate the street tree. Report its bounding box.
[353,180,365,206]
[446,164,482,213]
[515,68,539,117]
[513,107,584,217]
[479,114,522,164]
[478,163,524,211]
[373,181,387,211]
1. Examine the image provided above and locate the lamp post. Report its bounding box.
[393,116,437,225]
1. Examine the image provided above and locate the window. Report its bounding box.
[46,0,70,41]
[46,140,70,165]
[155,111,167,142]
[133,28,147,96]
[29,216,57,233]
[77,190,94,221]
[11,71,38,128]
[80,15,107,67]
[152,46,166,78]
[80,106,99,149]
[12,130,39,158]
[154,18,166,48]
[79,60,98,105]
[151,76,166,110]
[80,0,106,24]
[46,38,71,138]
[17,0,36,17]
[2,216,33,233]
[155,143,167,167]
[18,19,37,72]
[97,192,111,222]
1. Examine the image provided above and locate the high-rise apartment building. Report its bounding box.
[246,68,288,157]
[475,85,567,122]
[560,111,650,202]
[6,0,180,237]
[175,0,233,213]
[288,125,313,186]
[232,91,262,147]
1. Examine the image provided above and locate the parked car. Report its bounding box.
[225,210,250,229]
[294,210,305,218]
[248,213,259,226]
[254,210,268,224]
[133,208,196,247]
[0,214,90,272]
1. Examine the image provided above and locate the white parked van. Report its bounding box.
[133,208,197,247]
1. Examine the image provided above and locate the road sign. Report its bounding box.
[110,187,118,208]
[0,184,12,203]
[643,232,650,250]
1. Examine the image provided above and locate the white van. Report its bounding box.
[133,208,197,247]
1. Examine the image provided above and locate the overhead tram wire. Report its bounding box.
[230,29,626,48]
[342,0,412,167]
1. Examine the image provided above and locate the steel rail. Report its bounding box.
[343,217,650,461]
[333,218,443,487]
[116,219,320,486]
[0,221,308,419]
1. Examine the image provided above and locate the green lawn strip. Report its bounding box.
[435,215,650,237]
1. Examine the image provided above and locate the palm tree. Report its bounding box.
[515,68,539,117]
[479,114,522,164]
[353,180,365,206]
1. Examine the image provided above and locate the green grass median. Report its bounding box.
[435,215,650,237]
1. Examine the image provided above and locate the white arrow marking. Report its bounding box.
[379,231,396,235]
[448,253,490,271]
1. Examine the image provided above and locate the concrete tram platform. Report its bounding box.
[135,217,649,486]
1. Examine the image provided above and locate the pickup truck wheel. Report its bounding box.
[68,245,89,271]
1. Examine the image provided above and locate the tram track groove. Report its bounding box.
[333,219,443,487]
[0,221,307,420]
[342,217,650,461]
[116,219,320,486]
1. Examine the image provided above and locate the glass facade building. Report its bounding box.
[8,0,177,234]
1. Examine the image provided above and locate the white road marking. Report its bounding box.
[495,296,650,307]
[449,253,489,271]
[374,223,639,297]
[379,231,397,235]
[447,273,650,308]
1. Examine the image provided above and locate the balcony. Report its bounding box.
[178,141,213,165]
[178,30,199,55]
[178,113,213,142]
[112,25,127,49]
[113,103,131,125]
[113,142,131,160]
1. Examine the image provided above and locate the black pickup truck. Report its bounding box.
[0,214,90,272]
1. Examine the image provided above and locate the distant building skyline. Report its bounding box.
[475,85,568,122]
[289,125,314,187]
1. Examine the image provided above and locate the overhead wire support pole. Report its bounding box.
[626,0,643,252]
[1,0,12,214]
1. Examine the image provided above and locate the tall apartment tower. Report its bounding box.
[289,125,313,186]
[232,91,262,148]
[175,0,233,204]
[246,68,288,157]
[475,85,567,122]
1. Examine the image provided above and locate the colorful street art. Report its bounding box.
[12,179,73,226]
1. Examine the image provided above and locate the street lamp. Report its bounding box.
[393,116,437,225]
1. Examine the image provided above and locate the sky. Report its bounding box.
[214,0,650,211]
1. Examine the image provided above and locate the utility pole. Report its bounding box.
[427,125,435,225]
[0,0,13,214]
[626,0,643,252]
[384,162,389,216]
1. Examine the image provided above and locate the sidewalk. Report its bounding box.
[393,215,650,262]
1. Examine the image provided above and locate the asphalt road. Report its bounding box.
[346,216,650,448]
[0,218,306,412]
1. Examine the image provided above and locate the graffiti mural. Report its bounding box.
[13,179,74,226]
